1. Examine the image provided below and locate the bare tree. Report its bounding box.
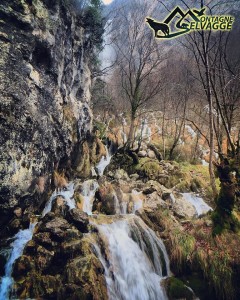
[110,0,167,149]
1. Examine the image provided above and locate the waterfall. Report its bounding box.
[81,180,99,215]
[182,193,212,216]
[42,182,75,217]
[96,145,112,176]
[92,215,170,300]
[0,223,36,300]
[132,190,143,214]
[0,184,76,299]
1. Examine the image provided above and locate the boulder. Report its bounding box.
[65,255,108,300]
[147,150,156,159]
[12,255,34,278]
[114,169,130,181]
[38,217,71,240]
[172,195,197,219]
[138,150,147,157]
[142,180,163,195]
[145,192,168,210]
[67,209,89,233]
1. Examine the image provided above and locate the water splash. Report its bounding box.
[93,216,169,300]
[0,183,76,299]
[132,190,143,214]
[81,180,99,215]
[96,145,112,176]
[0,223,36,300]
[42,182,75,217]
[182,193,212,216]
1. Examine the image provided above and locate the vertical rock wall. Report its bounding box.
[0,0,94,225]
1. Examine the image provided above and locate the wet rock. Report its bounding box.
[61,240,83,259]
[0,253,7,276]
[65,255,108,300]
[67,209,89,233]
[35,245,54,271]
[0,0,94,227]
[12,255,34,278]
[38,217,71,240]
[8,218,22,234]
[51,196,68,216]
[34,232,58,248]
[165,277,194,300]
[14,207,22,218]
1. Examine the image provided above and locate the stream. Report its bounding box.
[0,145,211,299]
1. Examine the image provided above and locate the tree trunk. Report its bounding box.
[205,54,218,197]
[126,112,136,149]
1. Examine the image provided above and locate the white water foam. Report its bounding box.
[96,145,112,176]
[0,183,76,299]
[81,180,99,215]
[182,193,213,216]
[42,182,75,217]
[0,223,36,300]
[94,216,169,300]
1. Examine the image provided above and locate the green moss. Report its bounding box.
[135,157,163,179]
[93,120,107,139]
[166,277,194,300]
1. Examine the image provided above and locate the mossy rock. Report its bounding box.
[135,157,163,180]
[166,277,194,300]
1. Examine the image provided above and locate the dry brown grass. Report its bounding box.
[53,171,68,191]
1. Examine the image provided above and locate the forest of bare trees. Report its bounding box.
[92,0,240,198]
[93,0,240,237]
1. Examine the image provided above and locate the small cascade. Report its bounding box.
[142,119,152,143]
[185,125,197,139]
[201,159,209,166]
[0,223,36,300]
[42,182,75,217]
[81,180,99,215]
[132,190,143,214]
[182,193,213,216]
[96,145,112,176]
[0,184,75,299]
[92,215,170,300]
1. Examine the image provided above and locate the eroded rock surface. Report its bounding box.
[0,0,96,227]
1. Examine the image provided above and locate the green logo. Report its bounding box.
[146,6,234,39]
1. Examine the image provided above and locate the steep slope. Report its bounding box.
[0,0,95,228]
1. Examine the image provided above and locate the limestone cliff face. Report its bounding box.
[0,0,94,225]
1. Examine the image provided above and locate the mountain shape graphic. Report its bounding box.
[156,6,203,39]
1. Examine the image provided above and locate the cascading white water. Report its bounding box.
[132,190,143,214]
[182,193,212,216]
[96,145,112,176]
[92,216,170,300]
[0,184,76,299]
[81,180,99,215]
[42,182,75,217]
[0,223,36,300]
[185,125,197,138]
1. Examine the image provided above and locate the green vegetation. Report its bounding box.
[134,157,163,180]
[166,277,194,300]
[93,120,107,139]
[145,208,240,299]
